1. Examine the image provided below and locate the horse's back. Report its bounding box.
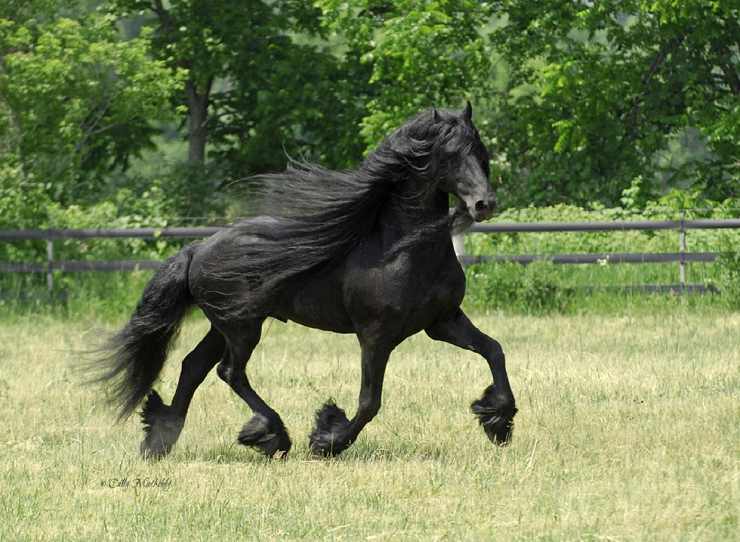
[187,217,354,330]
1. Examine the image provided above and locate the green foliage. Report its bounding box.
[0,11,181,205]
[110,0,368,174]
[465,261,572,314]
[487,0,739,206]
[0,175,187,269]
[318,0,494,149]
[111,159,228,223]
[0,160,53,229]
[0,0,61,22]
[467,193,740,259]
[462,196,739,314]
[715,243,740,310]
[1,1,739,318]
[2,0,738,226]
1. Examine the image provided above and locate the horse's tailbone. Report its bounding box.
[97,245,196,420]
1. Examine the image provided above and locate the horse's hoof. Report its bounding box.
[309,400,353,457]
[238,413,292,458]
[139,390,184,459]
[471,385,517,446]
[140,438,172,460]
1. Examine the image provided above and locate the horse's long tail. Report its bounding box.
[98,244,196,420]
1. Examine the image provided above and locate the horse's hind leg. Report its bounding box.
[310,343,391,457]
[216,320,291,458]
[140,326,225,458]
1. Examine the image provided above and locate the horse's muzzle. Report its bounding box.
[471,197,496,221]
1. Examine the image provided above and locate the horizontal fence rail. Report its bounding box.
[459,252,718,266]
[0,260,162,273]
[0,227,222,241]
[0,218,738,294]
[1,218,738,242]
[469,218,740,233]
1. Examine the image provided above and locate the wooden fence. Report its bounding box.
[1,218,739,293]
[457,218,739,287]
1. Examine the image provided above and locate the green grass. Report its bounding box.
[2,262,738,324]
[1,311,738,540]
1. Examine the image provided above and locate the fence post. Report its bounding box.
[46,239,54,293]
[679,212,686,289]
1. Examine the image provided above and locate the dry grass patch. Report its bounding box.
[0,311,737,540]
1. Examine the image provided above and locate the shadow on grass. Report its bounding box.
[171,443,275,465]
[164,436,486,465]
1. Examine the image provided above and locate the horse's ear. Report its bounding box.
[432,107,441,123]
[463,101,473,122]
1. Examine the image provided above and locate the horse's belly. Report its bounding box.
[272,267,355,333]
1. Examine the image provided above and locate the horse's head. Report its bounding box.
[367,102,495,222]
[432,102,496,222]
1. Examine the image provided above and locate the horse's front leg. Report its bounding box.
[309,343,391,457]
[426,309,517,445]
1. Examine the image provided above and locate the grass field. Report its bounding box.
[0,310,738,540]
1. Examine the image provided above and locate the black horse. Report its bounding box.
[97,102,517,458]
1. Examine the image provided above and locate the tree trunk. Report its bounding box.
[186,79,212,164]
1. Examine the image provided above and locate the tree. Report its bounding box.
[0,1,60,22]
[318,0,495,149]
[110,0,369,175]
[0,6,180,207]
[487,0,739,206]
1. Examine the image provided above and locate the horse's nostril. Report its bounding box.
[474,200,488,212]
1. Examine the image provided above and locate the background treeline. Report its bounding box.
[2,1,737,224]
[0,1,738,314]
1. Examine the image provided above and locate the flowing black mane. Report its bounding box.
[201,108,478,315]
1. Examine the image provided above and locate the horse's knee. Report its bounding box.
[216,361,232,384]
[216,362,247,391]
[486,339,505,362]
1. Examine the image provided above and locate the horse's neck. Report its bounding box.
[377,188,450,246]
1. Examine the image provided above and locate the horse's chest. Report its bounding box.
[409,254,466,320]
[345,244,466,335]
